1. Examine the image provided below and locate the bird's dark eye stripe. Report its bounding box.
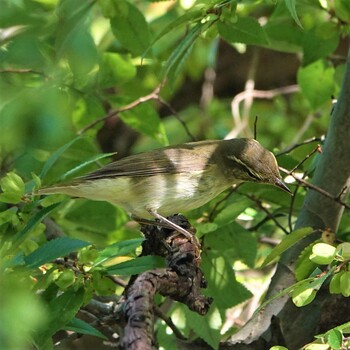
[244,166,261,180]
[226,155,261,180]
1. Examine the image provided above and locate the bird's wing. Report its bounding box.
[80,146,213,180]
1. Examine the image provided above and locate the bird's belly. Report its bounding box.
[73,172,230,218]
[126,172,229,217]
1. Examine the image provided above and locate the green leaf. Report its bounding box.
[34,287,85,348]
[304,344,330,350]
[143,9,204,58]
[0,172,25,194]
[213,198,252,227]
[302,23,339,65]
[283,0,302,27]
[94,238,144,266]
[24,237,90,268]
[64,317,108,340]
[105,255,165,275]
[329,271,343,294]
[264,3,303,53]
[201,253,253,309]
[292,283,317,307]
[262,227,313,267]
[11,202,62,249]
[256,277,314,314]
[327,329,343,350]
[119,102,168,145]
[270,346,289,350]
[218,16,268,46]
[340,271,350,297]
[58,152,117,181]
[333,321,350,333]
[99,53,136,88]
[0,207,18,226]
[297,60,335,110]
[295,243,318,281]
[205,222,257,268]
[309,243,336,265]
[334,0,350,22]
[40,136,83,180]
[64,201,117,233]
[163,22,203,83]
[0,192,23,204]
[65,29,99,84]
[110,0,151,56]
[185,307,221,349]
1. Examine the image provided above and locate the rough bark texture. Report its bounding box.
[120,215,212,350]
[229,48,350,349]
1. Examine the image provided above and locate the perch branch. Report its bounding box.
[120,215,212,349]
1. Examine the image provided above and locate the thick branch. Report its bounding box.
[120,215,212,350]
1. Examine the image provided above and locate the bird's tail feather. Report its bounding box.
[36,185,80,196]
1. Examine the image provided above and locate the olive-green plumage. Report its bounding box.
[38,138,290,218]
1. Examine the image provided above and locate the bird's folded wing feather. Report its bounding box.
[81,147,212,180]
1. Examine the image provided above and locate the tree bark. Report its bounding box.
[229,47,350,349]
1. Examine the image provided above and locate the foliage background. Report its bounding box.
[0,0,349,349]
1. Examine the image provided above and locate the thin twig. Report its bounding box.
[227,84,300,139]
[289,145,321,174]
[253,116,258,140]
[248,213,286,232]
[108,275,128,287]
[288,184,299,232]
[286,145,321,231]
[279,166,350,210]
[77,85,162,134]
[154,307,188,341]
[208,185,241,221]
[244,194,290,235]
[157,97,196,141]
[279,138,329,231]
[277,136,325,156]
[259,236,281,246]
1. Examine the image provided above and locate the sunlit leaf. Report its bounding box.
[262,227,313,267]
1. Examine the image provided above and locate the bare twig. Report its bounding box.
[253,116,258,140]
[277,136,325,156]
[77,84,195,141]
[244,194,290,235]
[227,84,300,139]
[200,67,216,109]
[289,145,321,174]
[248,213,286,232]
[108,275,128,288]
[208,185,241,221]
[288,184,299,232]
[286,145,322,231]
[154,308,187,341]
[279,166,350,210]
[78,85,162,134]
[157,97,196,141]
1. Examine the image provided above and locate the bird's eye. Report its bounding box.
[227,155,261,181]
[244,167,260,181]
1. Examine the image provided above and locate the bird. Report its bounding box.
[37,138,290,237]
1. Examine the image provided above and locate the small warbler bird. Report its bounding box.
[38,139,290,235]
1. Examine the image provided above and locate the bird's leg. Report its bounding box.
[131,215,171,230]
[147,210,195,241]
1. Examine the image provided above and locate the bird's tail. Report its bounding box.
[36,184,82,197]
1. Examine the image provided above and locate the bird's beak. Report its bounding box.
[274,178,292,195]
